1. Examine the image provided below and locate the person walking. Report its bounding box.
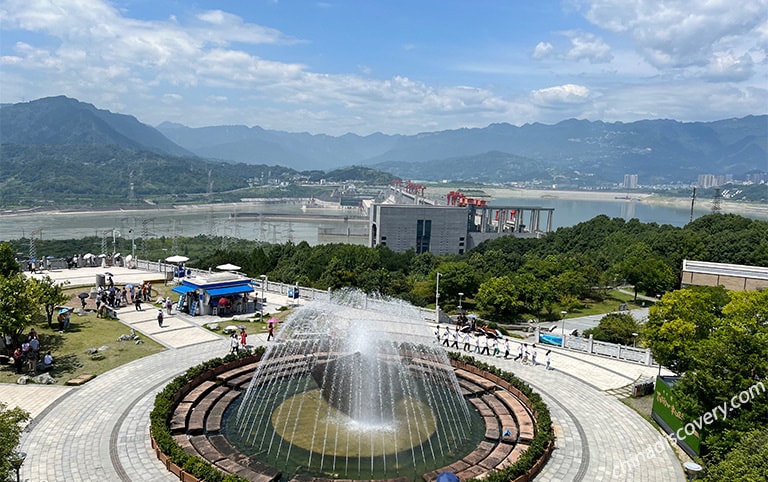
[481,336,490,355]
[165,297,173,315]
[504,339,511,359]
[229,332,239,353]
[442,327,450,347]
[514,343,524,362]
[450,328,460,349]
[134,296,142,311]
[545,350,553,370]
[267,323,275,341]
[240,328,247,348]
[157,309,164,328]
[462,331,472,352]
[531,344,538,366]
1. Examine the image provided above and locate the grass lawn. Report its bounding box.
[563,289,653,318]
[0,310,165,386]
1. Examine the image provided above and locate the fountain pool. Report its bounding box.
[224,290,485,481]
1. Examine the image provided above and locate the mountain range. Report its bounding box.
[2,96,766,186]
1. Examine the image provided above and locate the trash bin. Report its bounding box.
[96,274,106,287]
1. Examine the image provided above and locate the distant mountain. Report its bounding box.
[0,96,192,157]
[157,122,400,170]
[160,116,767,184]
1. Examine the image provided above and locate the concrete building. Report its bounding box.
[681,259,768,291]
[369,203,554,255]
[623,174,638,189]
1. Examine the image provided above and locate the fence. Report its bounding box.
[537,326,657,366]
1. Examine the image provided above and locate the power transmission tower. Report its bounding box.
[711,188,722,213]
[29,228,42,260]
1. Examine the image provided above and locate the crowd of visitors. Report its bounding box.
[12,328,53,375]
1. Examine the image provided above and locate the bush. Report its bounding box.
[150,347,265,482]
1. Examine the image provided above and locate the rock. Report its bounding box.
[91,353,105,361]
[135,339,143,344]
[98,345,109,351]
[223,325,238,334]
[207,322,220,330]
[33,373,56,384]
[17,375,29,384]
[85,348,98,354]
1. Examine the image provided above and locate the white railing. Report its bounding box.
[538,326,657,366]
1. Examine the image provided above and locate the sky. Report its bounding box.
[1,0,766,136]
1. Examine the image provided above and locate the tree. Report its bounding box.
[0,402,30,481]
[583,313,642,345]
[475,276,524,321]
[643,286,730,373]
[0,242,19,277]
[702,430,768,482]
[0,273,41,346]
[31,276,70,328]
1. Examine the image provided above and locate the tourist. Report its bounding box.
[134,296,142,311]
[165,297,173,315]
[504,339,511,359]
[531,344,538,366]
[462,331,472,351]
[42,352,54,371]
[442,327,450,346]
[481,336,490,355]
[121,287,128,306]
[522,344,529,364]
[474,335,481,354]
[229,333,239,353]
[13,346,24,374]
[240,328,247,348]
[434,324,440,342]
[545,350,552,370]
[157,309,164,328]
[267,323,275,341]
[450,328,460,349]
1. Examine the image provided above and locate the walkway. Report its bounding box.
[3,268,685,481]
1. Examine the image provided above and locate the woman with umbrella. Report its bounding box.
[78,292,89,310]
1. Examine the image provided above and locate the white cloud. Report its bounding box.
[704,52,754,82]
[562,31,612,63]
[532,41,553,59]
[531,84,591,107]
[576,0,768,73]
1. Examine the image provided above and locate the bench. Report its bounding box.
[494,390,536,443]
[454,368,498,392]
[188,385,230,435]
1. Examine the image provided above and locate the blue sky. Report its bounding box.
[1,0,766,135]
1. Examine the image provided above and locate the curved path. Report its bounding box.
[7,286,685,481]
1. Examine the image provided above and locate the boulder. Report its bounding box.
[33,373,56,384]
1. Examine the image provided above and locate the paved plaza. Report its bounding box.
[3,267,686,481]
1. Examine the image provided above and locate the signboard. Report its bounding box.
[651,376,701,456]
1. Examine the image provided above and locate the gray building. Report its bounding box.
[369,203,554,255]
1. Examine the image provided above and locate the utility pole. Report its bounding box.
[689,187,697,223]
[435,272,442,324]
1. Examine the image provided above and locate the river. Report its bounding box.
[1,195,764,245]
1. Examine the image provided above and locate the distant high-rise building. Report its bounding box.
[623,174,638,189]
[697,174,718,188]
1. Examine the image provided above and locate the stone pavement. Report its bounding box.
[3,267,686,482]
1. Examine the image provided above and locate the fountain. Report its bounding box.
[225,290,485,480]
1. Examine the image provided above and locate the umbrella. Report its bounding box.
[105,272,114,276]
[98,254,107,258]
[78,292,89,299]
[267,318,278,324]
[165,255,189,263]
[125,283,135,289]
[83,253,95,259]
[58,307,73,314]
[436,473,459,482]
[216,263,241,271]
[237,325,246,330]
[113,252,121,258]
[125,254,133,262]
[468,313,478,319]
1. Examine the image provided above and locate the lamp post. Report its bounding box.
[458,292,464,313]
[259,275,266,322]
[560,310,567,347]
[9,451,26,482]
[435,272,442,324]
[632,332,639,347]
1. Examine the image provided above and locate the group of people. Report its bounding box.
[437,324,554,370]
[12,328,53,375]
[229,328,249,353]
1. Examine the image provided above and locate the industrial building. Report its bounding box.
[368,186,554,255]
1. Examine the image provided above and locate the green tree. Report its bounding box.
[31,276,70,328]
[702,429,768,482]
[475,276,524,321]
[644,286,730,373]
[0,274,40,346]
[0,402,30,481]
[583,313,642,345]
[0,242,20,277]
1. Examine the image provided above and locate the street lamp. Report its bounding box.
[560,310,567,347]
[259,275,266,322]
[9,451,26,482]
[632,332,639,347]
[435,272,442,324]
[458,292,464,312]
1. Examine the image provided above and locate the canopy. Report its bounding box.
[172,285,196,295]
[206,285,253,297]
[216,263,241,271]
[165,255,189,263]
